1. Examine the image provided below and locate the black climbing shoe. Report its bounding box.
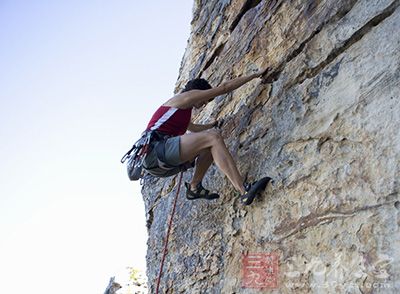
[185,182,220,200]
[240,177,272,205]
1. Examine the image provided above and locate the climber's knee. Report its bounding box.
[206,129,224,146]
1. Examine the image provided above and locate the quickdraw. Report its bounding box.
[120,131,153,181]
[121,107,179,181]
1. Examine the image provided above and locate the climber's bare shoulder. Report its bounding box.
[162,93,191,108]
[163,84,228,109]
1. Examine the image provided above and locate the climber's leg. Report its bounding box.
[179,130,246,194]
[190,148,213,189]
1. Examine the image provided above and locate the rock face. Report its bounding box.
[105,268,148,294]
[142,0,400,292]
[104,277,121,294]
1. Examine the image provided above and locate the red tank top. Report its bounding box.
[146,106,192,136]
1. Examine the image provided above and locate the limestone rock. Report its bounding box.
[104,269,148,294]
[104,277,121,294]
[142,0,400,292]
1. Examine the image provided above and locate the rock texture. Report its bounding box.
[142,0,400,293]
[104,277,122,294]
[105,268,148,294]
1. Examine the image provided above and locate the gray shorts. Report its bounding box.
[143,136,187,177]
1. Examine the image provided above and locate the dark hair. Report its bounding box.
[181,78,212,93]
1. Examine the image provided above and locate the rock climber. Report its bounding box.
[140,69,271,205]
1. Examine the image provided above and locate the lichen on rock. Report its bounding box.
[142,0,400,293]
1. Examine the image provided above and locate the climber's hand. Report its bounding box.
[210,119,224,129]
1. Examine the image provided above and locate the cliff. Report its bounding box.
[142,0,400,293]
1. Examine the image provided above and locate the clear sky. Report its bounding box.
[0,1,193,293]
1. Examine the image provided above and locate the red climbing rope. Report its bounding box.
[155,172,184,294]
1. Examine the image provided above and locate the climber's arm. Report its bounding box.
[180,73,260,107]
[165,69,267,109]
[223,71,265,92]
[187,122,216,132]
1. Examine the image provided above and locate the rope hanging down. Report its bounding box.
[155,172,184,294]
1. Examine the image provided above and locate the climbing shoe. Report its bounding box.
[185,182,220,200]
[240,177,272,205]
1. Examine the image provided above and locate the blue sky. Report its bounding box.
[0,1,193,293]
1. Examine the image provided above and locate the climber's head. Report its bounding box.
[182,78,212,93]
[181,78,213,108]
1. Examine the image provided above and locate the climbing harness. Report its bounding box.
[143,138,195,178]
[155,172,184,294]
[120,108,179,181]
[120,130,153,181]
